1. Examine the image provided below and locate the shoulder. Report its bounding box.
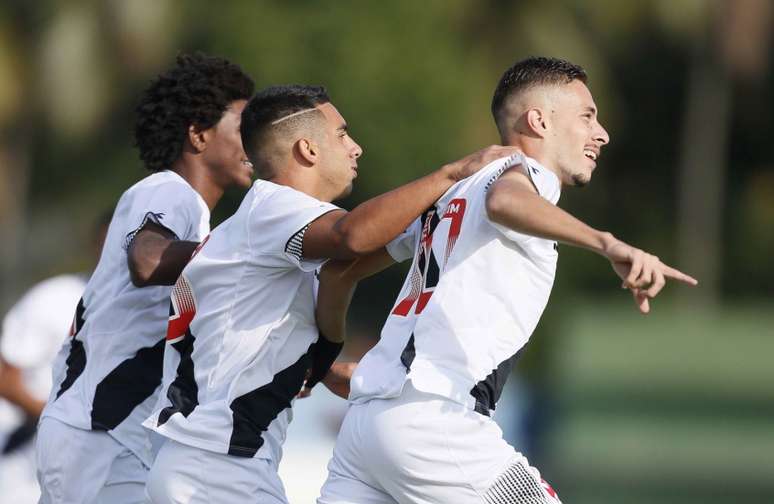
[251,180,336,214]
[523,158,561,203]
[480,154,531,190]
[128,171,197,197]
[125,171,204,211]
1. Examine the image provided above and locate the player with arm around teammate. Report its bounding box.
[316,57,698,504]
[35,53,255,504]
[142,84,519,504]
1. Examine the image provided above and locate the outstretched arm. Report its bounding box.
[127,221,199,287]
[486,167,697,313]
[302,146,522,260]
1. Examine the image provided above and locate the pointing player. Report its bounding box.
[142,84,519,503]
[36,53,255,503]
[317,57,698,504]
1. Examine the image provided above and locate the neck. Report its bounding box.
[269,163,333,202]
[501,133,562,182]
[169,156,224,211]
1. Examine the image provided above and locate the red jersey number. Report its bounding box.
[392,198,466,316]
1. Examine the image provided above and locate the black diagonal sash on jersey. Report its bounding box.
[226,345,313,458]
[157,328,199,426]
[400,333,416,371]
[470,346,525,416]
[90,337,166,431]
[55,297,87,400]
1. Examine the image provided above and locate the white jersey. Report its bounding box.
[350,155,561,416]
[1,274,86,423]
[144,180,339,461]
[42,170,209,466]
[0,274,85,504]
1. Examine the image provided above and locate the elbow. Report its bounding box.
[340,233,377,257]
[331,223,375,258]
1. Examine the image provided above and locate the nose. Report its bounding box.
[595,122,610,146]
[351,140,363,159]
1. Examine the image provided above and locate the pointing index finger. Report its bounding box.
[662,264,698,286]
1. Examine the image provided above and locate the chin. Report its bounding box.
[228,177,251,190]
[237,175,254,189]
[570,172,591,187]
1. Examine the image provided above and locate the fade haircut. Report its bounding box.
[491,56,587,136]
[134,52,255,172]
[240,85,330,179]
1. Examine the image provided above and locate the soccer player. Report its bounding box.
[142,84,518,504]
[0,212,109,504]
[35,53,255,504]
[316,57,698,504]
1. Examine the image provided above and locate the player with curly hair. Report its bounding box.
[35,53,254,504]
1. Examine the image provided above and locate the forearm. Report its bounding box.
[315,271,357,344]
[304,146,522,259]
[487,182,616,255]
[0,363,45,417]
[12,392,45,418]
[334,168,456,255]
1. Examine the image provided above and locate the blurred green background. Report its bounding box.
[0,1,772,502]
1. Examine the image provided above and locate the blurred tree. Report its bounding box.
[0,3,35,312]
[676,0,771,306]
[0,0,180,312]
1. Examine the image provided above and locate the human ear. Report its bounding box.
[296,138,318,165]
[525,109,548,138]
[188,124,210,153]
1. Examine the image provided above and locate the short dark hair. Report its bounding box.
[134,52,255,172]
[240,85,330,166]
[491,56,587,129]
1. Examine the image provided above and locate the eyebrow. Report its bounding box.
[337,123,348,132]
[583,106,597,115]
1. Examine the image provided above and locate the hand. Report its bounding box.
[322,361,357,399]
[442,146,524,182]
[298,362,357,400]
[602,237,698,314]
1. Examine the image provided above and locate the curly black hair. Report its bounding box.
[134,53,255,172]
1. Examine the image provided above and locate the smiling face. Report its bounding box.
[202,99,254,189]
[314,102,363,200]
[545,80,609,187]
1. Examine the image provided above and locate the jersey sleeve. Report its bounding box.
[385,218,421,263]
[487,158,561,244]
[123,180,205,249]
[249,186,340,272]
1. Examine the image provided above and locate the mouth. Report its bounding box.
[583,149,598,162]
[241,159,254,173]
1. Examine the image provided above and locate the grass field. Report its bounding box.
[545,300,774,503]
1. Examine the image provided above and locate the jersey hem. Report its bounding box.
[144,421,274,461]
